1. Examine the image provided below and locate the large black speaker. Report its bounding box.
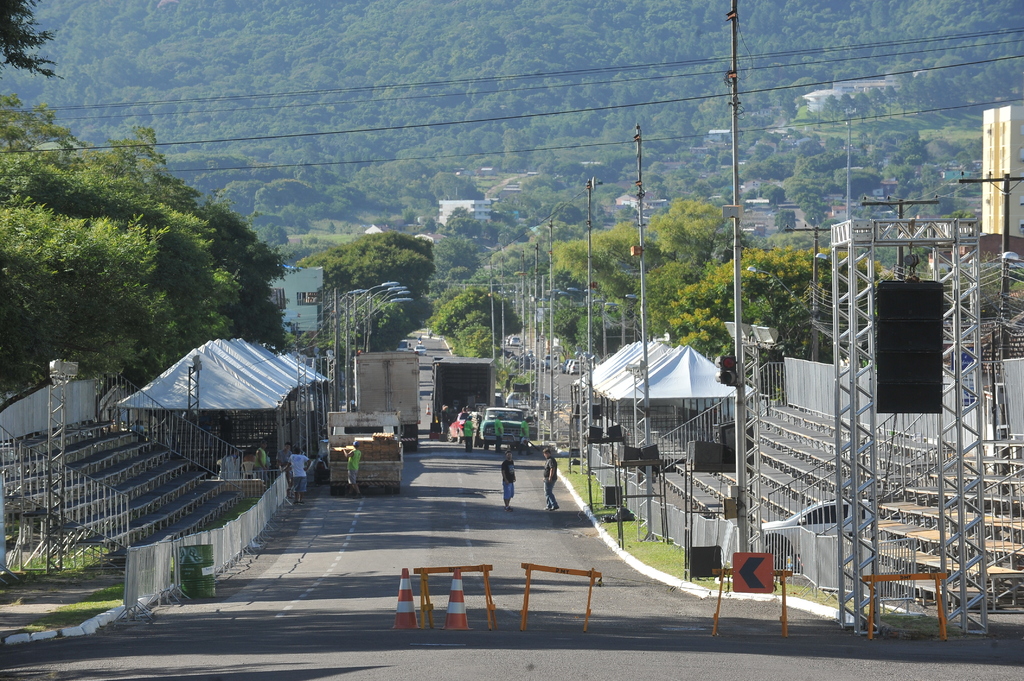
[603,486,622,506]
[688,441,735,473]
[689,546,723,578]
[876,281,944,414]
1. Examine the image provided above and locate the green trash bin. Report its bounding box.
[179,544,216,598]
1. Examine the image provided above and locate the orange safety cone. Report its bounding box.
[394,568,418,629]
[443,568,470,630]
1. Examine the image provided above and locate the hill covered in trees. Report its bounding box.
[3,0,1020,237]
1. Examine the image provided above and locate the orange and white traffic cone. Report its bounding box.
[394,568,418,629]
[443,568,470,630]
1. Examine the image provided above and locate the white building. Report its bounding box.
[982,105,1024,236]
[270,266,323,332]
[803,76,898,112]
[438,199,492,225]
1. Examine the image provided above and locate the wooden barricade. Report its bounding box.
[711,567,794,637]
[520,563,602,633]
[861,572,948,641]
[413,564,497,630]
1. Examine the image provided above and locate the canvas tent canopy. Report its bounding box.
[119,339,326,411]
[592,342,734,401]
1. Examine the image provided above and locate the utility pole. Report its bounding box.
[548,219,555,443]
[726,0,749,553]
[586,176,598,510]
[960,173,1024,436]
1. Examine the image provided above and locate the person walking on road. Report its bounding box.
[501,450,516,511]
[542,447,559,510]
[289,447,310,504]
[347,445,363,498]
[463,415,474,452]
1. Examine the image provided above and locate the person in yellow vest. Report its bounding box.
[463,416,474,452]
[493,414,505,453]
[347,445,363,498]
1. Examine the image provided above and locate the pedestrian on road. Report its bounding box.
[289,447,310,504]
[493,414,504,452]
[501,450,516,511]
[278,441,294,496]
[347,445,363,498]
[542,447,559,510]
[463,416,474,452]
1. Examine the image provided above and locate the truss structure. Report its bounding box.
[831,218,984,634]
[44,361,78,572]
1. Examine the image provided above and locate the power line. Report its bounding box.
[7,53,1019,156]
[51,35,1024,124]
[33,26,1024,115]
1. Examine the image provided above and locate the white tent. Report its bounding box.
[119,339,326,411]
[594,343,734,401]
[592,341,672,396]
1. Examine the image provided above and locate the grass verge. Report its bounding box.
[561,465,835,604]
[19,584,124,634]
[199,497,260,531]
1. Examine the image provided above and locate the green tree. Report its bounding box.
[302,232,435,349]
[656,248,829,361]
[428,286,520,357]
[0,1,54,77]
[0,206,159,390]
[431,236,481,284]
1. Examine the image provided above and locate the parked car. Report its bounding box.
[762,500,871,570]
[562,359,579,374]
[507,335,522,347]
[414,344,426,355]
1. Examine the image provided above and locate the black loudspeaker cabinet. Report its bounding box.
[603,486,622,506]
[623,446,642,461]
[876,281,944,414]
[689,546,723,578]
[688,441,736,473]
[606,424,625,443]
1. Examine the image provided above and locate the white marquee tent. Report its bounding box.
[119,339,326,411]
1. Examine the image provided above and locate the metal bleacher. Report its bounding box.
[3,421,241,569]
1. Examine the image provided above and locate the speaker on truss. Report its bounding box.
[605,424,625,443]
[876,281,944,414]
[640,444,660,460]
[687,441,735,473]
[623,446,642,461]
[591,404,603,419]
[587,426,605,444]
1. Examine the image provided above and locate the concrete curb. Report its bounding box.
[2,604,124,646]
[558,474,841,621]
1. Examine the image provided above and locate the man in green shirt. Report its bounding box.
[463,416,474,452]
[347,446,363,498]
[493,415,504,453]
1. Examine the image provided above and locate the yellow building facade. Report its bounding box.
[982,105,1024,237]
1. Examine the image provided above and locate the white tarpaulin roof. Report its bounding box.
[119,339,326,411]
[594,343,735,401]
[592,341,672,397]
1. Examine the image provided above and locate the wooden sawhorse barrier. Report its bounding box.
[712,567,794,637]
[413,564,497,630]
[520,563,602,632]
[861,572,948,641]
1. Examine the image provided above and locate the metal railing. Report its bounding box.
[123,473,288,619]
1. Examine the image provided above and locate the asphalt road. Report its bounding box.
[4,436,1024,680]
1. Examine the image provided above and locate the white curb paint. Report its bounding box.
[559,475,840,620]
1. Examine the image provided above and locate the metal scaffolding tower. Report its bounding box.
[831,218,984,634]
[44,360,77,572]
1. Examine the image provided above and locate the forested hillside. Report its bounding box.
[3,0,1020,237]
